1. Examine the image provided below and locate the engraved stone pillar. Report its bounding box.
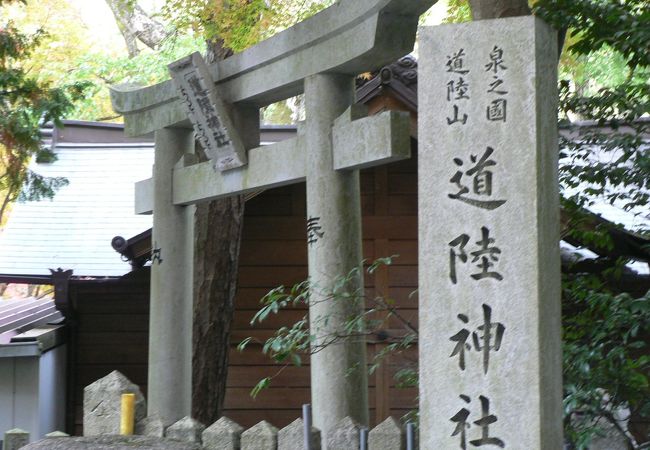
[418,16,562,449]
[149,127,195,425]
[305,74,369,444]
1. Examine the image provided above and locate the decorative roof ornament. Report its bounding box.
[379,55,418,88]
[356,55,418,110]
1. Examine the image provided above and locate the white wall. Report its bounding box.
[38,345,67,437]
[0,355,39,439]
[0,344,67,442]
[0,358,18,435]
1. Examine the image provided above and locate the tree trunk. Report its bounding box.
[104,0,169,53]
[191,36,244,426]
[116,21,140,58]
[468,0,530,20]
[192,193,244,424]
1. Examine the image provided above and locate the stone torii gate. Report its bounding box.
[110,0,435,441]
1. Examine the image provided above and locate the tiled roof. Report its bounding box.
[0,141,154,277]
[0,297,63,347]
[0,122,301,278]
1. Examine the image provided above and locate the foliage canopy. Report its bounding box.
[0,0,88,222]
[159,0,334,53]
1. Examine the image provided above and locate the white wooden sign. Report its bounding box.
[169,52,247,171]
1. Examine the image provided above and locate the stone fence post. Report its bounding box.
[136,414,165,438]
[166,417,205,443]
[278,418,321,450]
[368,417,405,450]
[4,429,29,450]
[44,431,69,438]
[83,370,146,436]
[202,417,244,450]
[241,421,278,450]
[326,417,360,450]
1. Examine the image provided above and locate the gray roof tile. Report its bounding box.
[0,144,154,277]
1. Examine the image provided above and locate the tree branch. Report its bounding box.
[104,0,170,55]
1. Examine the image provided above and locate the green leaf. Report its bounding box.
[250,377,271,398]
[237,337,252,352]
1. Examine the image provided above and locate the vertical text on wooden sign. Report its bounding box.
[168,53,247,171]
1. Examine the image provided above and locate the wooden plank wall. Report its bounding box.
[67,151,419,434]
[226,149,419,428]
[68,273,150,435]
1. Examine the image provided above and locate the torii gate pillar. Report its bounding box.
[149,127,195,424]
[305,74,369,436]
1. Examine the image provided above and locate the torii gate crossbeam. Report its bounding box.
[110,0,436,444]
